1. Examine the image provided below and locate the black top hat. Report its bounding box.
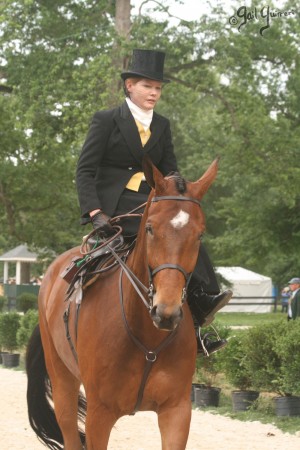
[121,49,170,83]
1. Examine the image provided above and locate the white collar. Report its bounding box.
[126,98,153,131]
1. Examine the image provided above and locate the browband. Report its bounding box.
[151,196,201,207]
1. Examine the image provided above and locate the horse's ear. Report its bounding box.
[142,155,166,192]
[194,158,219,199]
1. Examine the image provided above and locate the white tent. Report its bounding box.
[216,266,273,313]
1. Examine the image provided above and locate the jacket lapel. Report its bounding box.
[114,102,144,165]
[143,112,166,153]
[114,101,167,164]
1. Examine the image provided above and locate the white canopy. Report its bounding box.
[216,266,273,313]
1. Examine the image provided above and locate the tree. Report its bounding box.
[0,0,299,286]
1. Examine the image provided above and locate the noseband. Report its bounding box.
[148,263,192,304]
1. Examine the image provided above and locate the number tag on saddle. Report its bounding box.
[60,257,83,284]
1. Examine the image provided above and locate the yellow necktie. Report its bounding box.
[126,120,151,191]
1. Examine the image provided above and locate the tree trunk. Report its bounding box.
[115,0,131,40]
[108,0,132,107]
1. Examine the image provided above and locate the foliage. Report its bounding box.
[16,292,38,313]
[0,295,7,312]
[242,321,300,396]
[0,0,299,286]
[0,312,21,352]
[16,309,39,349]
[275,321,300,396]
[242,322,286,394]
[218,333,253,390]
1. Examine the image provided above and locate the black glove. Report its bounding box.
[91,211,115,238]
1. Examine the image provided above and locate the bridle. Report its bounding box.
[63,192,205,415]
[107,194,202,311]
[67,194,203,414]
[147,195,202,305]
[110,194,202,414]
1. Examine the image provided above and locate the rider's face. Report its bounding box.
[126,78,162,111]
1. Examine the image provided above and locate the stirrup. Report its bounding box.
[196,324,224,357]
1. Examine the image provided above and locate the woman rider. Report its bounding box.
[76,49,232,354]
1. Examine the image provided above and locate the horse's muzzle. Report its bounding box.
[150,304,183,331]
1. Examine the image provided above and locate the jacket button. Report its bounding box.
[128,167,133,170]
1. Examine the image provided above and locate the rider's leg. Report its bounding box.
[187,245,232,354]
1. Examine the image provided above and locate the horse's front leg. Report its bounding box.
[158,400,192,450]
[85,400,117,450]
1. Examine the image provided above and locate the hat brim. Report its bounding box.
[121,71,170,83]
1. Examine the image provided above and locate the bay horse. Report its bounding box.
[26,157,219,450]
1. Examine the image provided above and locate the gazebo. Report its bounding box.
[0,245,40,309]
[0,244,38,284]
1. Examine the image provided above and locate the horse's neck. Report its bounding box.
[124,227,147,277]
[122,237,159,343]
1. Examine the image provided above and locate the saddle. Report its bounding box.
[60,233,135,303]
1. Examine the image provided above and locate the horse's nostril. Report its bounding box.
[150,304,183,330]
[177,307,183,321]
[150,305,159,320]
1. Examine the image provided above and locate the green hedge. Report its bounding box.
[217,320,300,396]
[0,312,21,352]
[218,332,253,390]
[16,309,39,349]
[275,321,300,395]
[16,292,38,313]
[0,295,7,312]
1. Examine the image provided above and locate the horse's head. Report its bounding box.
[141,156,219,332]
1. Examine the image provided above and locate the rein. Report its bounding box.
[116,194,201,414]
[119,269,178,415]
[64,194,201,414]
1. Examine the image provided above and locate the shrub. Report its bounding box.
[218,333,253,390]
[275,320,300,396]
[16,292,38,313]
[0,295,7,312]
[17,309,39,349]
[0,312,21,352]
[242,321,288,394]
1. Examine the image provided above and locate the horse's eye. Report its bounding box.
[198,233,204,241]
[145,223,153,235]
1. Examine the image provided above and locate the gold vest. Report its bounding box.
[126,120,151,191]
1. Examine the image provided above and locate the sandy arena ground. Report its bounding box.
[1,367,300,450]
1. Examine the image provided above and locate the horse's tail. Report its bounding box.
[26,324,64,449]
[26,325,87,449]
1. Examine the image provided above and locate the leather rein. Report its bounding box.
[107,194,202,414]
[64,194,202,415]
[108,195,202,312]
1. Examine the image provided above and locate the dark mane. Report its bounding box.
[166,171,187,194]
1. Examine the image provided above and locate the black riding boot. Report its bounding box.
[187,285,233,327]
[188,285,232,354]
[195,327,227,355]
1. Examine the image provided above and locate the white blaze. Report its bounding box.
[170,210,190,229]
